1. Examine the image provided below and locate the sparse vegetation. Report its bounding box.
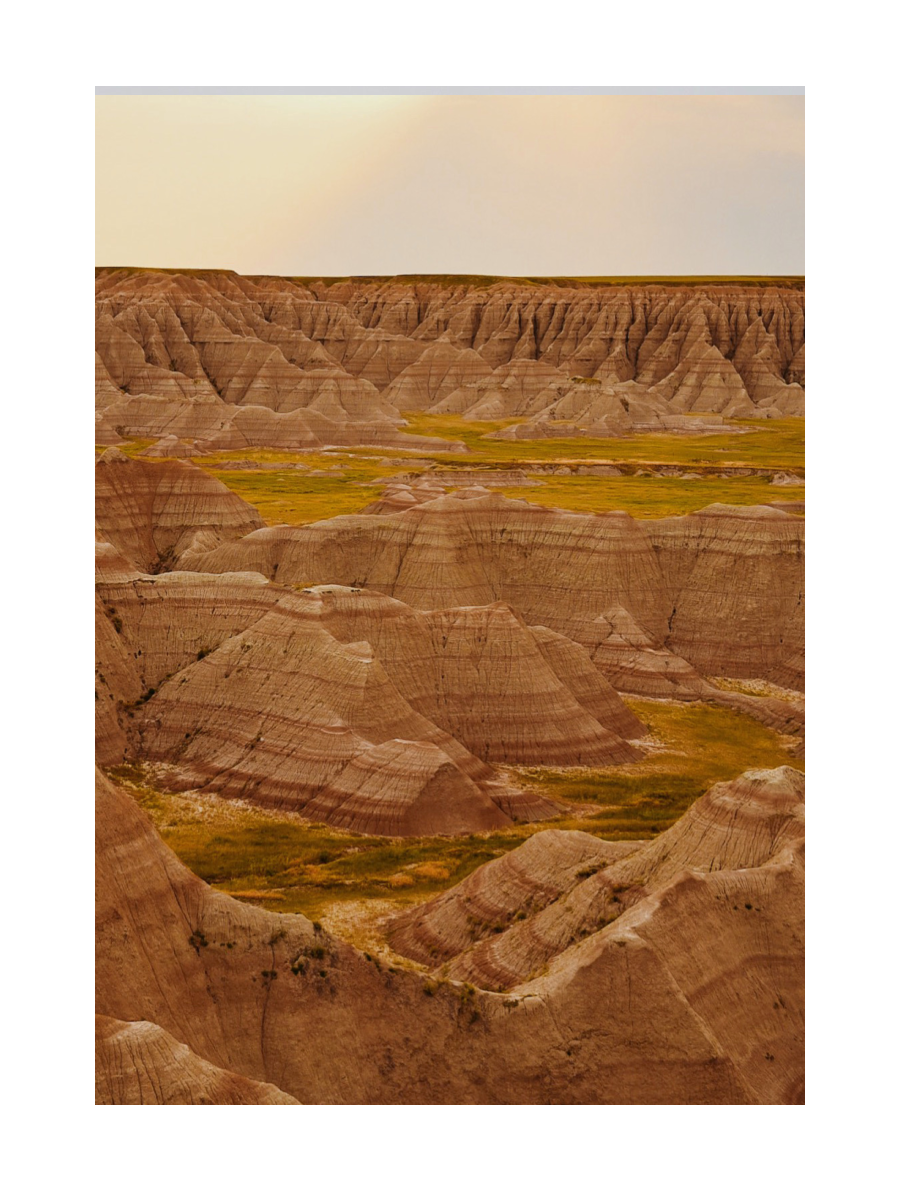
[120,415,806,526]
[106,697,799,923]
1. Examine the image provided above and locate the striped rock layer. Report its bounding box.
[96,767,804,1104]
[96,572,653,833]
[184,490,805,689]
[96,271,803,446]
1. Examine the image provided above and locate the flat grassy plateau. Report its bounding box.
[139,415,806,524]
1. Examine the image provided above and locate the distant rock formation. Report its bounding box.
[96,270,804,447]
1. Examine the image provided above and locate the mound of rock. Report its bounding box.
[181,491,804,687]
[390,767,805,1003]
[96,450,264,572]
[95,1015,300,1105]
[97,766,804,1103]
[96,571,661,827]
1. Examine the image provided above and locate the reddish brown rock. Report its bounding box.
[95,450,264,572]
[95,1015,300,1105]
[391,768,805,1015]
[96,272,804,447]
[183,492,804,687]
[96,767,803,1103]
[292,586,644,764]
[96,571,654,828]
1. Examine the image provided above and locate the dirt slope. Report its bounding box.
[96,767,804,1103]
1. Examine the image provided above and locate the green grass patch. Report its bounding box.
[514,699,802,839]
[498,475,803,519]
[400,414,805,469]
[107,699,800,921]
[192,453,412,525]
[191,417,803,525]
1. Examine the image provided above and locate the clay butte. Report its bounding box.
[96,270,804,448]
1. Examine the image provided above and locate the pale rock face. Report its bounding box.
[390,766,804,1000]
[96,271,804,445]
[291,586,645,763]
[96,767,804,1104]
[95,1016,301,1105]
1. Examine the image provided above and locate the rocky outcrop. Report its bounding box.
[95,571,659,828]
[289,586,645,761]
[645,504,805,683]
[130,595,514,834]
[96,271,804,446]
[96,767,804,1103]
[95,1015,301,1105]
[95,450,264,572]
[391,768,805,1004]
[183,491,804,687]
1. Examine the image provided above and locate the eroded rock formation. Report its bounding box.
[96,766,804,1104]
[96,271,804,447]
[182,490,805,688]
[390,767,805,1000]
[95,449,264,572]
[95,568,662,831]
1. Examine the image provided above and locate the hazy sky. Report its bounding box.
[96,94,804,276]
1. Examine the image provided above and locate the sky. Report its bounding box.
[95,94,804,277]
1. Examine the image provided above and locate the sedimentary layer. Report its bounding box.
[95,1015,301,1105]
[182,491,805,687]
[96,570,661,828]
[95,448,264,572]
[390,768,805,1004]
[97,767,804,1103]
[96,271,804,446]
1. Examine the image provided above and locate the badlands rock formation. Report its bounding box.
[184,490,805,689]
[390,767,805,993]
[95,1015,301,1105]
[96,270,804,446]
[95,567,659,831]
[97,766,804,1104]
[96,448,264,572]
